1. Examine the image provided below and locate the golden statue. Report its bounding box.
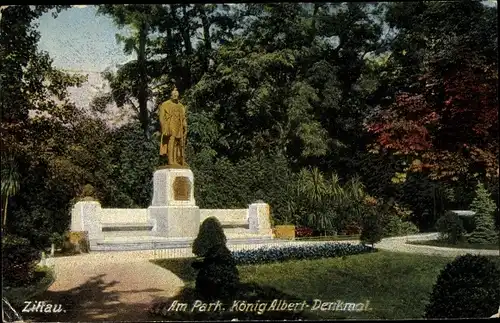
[159,87,188,167]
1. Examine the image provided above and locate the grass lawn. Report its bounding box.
[407,239,500,251]
[152,251,500,320]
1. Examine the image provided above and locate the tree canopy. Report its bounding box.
[1,2,497,242]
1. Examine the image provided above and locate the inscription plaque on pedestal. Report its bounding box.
[173,176,190,201]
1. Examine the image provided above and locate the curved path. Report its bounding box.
[375,233,500,257]
[26,252,184,321]
[21,233,499,321]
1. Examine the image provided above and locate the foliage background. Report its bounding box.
[1,2,498,246]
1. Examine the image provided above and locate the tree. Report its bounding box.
[1,158,20,229]
[468,182,498,244]
[296,168,338,234]
[0,5,88,243]
[366,1,498,183]
[96,5,161,138]
[360,210,384,247]
[186,3,386,167]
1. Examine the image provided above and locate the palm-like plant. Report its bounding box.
[298,168,342,235]
[328,173,350,208]
[345,177,368,232]
[294,168,370,235]
[298,167,327,205]
[1,160,20,229]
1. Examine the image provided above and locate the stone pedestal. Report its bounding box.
[149,206,200,238]
[148,167,200,238]
[248,202,272,236]
[151,168,196,207]
[70,201,103,241]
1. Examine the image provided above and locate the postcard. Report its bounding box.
[1,3,499,322]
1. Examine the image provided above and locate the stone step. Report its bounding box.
[220,221,248,228]
[101,222,153,230]
[103,231,155,237]
[91,235,275,251]
[100,227,251,238]
[224,227,251,234]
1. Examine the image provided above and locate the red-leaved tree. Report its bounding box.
[366,51,498,181]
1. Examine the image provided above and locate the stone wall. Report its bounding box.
[100,209,149,224]
[200,209,248,224]
[70,201,272,244]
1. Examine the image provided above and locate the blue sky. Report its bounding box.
[33,2,497,73]
[36,5,132,72]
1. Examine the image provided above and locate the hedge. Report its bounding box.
[232,242,373,265]
[2,234,40,287]
[3,266,56,306]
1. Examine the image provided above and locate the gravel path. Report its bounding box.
[26,254,184,321]
[23,233,498,321]
[375,233,500,257]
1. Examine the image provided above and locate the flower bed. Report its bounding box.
[295,226,314,238]
[232,242,374,265]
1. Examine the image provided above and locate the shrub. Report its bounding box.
[468,183,498,244]
[232,242,373,265]
[61,231,90,254]
[295,226,313,238]
[360,211,384,247]
[343,224,361,235]
[3,266,55,306]
[49,232,64,249]
[382,203,420,237]
[2,234,40,287]
[191,217,239,300]
[424,254,500,318]
[400,221,420,235]
[80,183,97,200]
[436,211,465,244]
[192,217,226,257]
[383,216,420,237]
[193,244,240,301]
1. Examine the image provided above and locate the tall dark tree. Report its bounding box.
[0,5,90,243]
[95,5,162,138]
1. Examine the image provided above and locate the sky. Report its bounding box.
[27,1,498,73]
[35,5,132,72]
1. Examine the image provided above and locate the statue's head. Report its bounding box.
[171,86,179,100]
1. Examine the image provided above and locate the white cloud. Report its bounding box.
[72,5,88,9]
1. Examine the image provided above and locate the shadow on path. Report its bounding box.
[20,274,166,321]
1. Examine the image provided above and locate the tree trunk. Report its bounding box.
[166,21,173,56]
[137,22,149,138]
[198,5,212,52]
[197,4,212,73]
[181,4,193,55]
[3,197,8,228]
[162,5,174,58]
[309,3,320,45]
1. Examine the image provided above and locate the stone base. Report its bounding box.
[249,203,273,236]
[151,168,196,207]
[149,206,200,238]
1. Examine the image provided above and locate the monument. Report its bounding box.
[149,86,200,238]
[70,86,273,251]
[158,86,187,167]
